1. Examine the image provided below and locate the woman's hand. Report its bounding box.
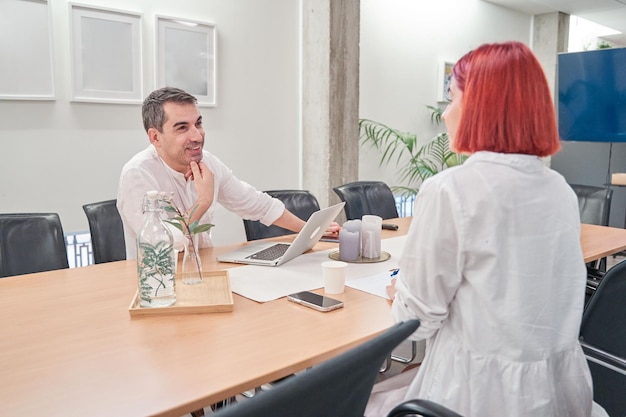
[386,278,397,301]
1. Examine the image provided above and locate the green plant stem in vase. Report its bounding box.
[163,203,214,285]
[181,233,203,285]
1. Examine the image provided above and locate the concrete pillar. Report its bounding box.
[532,12,569,167]
[532,12,569,102]
[301,0,360,210]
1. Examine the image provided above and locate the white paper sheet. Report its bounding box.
[345,270,397,299]
[228,236,406,303]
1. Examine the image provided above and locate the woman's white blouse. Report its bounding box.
[392,151,593,417]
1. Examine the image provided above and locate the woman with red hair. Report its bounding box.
[367,42,598,416]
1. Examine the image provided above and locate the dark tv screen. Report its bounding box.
[557,47,626,142]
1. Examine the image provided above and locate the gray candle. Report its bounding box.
[339,220,361,261]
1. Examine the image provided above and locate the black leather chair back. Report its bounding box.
[388,399,463,417]
[243,190,320,241]
[580,258,626,417]
[571,184,613,275]
[83,199,126,264]
[0,213,69,278]
[570,184,612,226]
[333,181,399,220]
[212,320,420,417]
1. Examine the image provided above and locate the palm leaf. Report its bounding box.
[359,106,467,194]
[359,119,417,167]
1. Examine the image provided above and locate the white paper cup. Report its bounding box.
[322,260,347,294]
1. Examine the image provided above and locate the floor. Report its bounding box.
[185,253,626,416]
[605,252,624,269]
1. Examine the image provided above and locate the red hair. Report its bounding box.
[452,41,560,156]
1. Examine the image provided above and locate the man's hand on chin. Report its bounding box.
[185,159,204,181]
[188,161,215,211]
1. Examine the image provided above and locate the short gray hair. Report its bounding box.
[142,87,198,132]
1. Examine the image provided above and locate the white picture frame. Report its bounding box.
[69,4,143,104]
[0,0,55,100]
[156,16,217,107]
[436,60,455,103]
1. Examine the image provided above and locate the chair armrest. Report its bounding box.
[586,266,604,278]
[586,267,604,293]
[387,399,463,417]
[580,341,626,374]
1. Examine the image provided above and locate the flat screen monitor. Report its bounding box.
[557,47,626,142]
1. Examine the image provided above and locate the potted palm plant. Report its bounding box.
[359,105,467,198]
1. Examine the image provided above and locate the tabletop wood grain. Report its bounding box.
[1,217,623,416]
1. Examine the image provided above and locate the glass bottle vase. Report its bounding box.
[137,191,176,307]
[181,233,203,285]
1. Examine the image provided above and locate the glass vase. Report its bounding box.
[137,191,176,307]
[181,234,203,285]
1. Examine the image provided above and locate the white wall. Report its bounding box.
[0,0,534,246]
[0,0,300,245]
[358,0,532,187]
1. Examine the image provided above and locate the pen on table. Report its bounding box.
[390,268,399,277]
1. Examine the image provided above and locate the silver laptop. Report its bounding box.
[217,202,345,266]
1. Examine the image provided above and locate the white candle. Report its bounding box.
[361,230,375,258]
[361,215,382,258]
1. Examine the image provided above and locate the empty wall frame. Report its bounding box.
[0,0,55,100]
[69,4,143,104]
[156,16,217,107]
[0,2,217,106]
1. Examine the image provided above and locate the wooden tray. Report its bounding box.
[128,270,234,316]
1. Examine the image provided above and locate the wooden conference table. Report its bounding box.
[1,218,626,417]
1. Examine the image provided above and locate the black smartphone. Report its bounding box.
[287,291,344,312]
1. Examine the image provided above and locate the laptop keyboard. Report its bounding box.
[246,243,291,261]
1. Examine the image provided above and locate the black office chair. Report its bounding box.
[243,190,320,241]
[579,258,626,417]
[387,399,463,417]
[0,213,69,278]
[571,184,613,227]
[333,181,399,220]
[82,199,126,264]
[211,320,459,417]
[570,184,613,303]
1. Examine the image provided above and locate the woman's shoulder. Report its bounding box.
[420,161,471,191]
